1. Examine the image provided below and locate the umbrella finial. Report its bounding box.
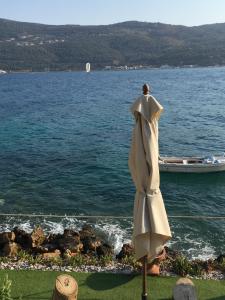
[142,83,150,95]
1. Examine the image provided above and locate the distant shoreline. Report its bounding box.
[3,64,225,74]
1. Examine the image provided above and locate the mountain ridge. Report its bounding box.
[1,18,225,71]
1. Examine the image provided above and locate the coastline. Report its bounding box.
[3,64,225,74]
[0,225,225,280]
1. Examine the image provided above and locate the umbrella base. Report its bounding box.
[142,293,148,300]
[147,263,160,276]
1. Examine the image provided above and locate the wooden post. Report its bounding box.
[142,255,148,300]
[52,274,78,300]
[173,277,197,300]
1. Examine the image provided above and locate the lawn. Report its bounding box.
[0,270,225,299]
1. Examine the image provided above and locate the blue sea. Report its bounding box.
[1,67,225,259]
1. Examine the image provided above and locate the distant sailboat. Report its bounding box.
[86,62,90,73]
[0,70,7,75]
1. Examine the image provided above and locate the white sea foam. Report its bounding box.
[169,232,217,260]
[44,221,65,234]
[94,222,131,253]
[0,216,219,259]
[191,245,217,260]
[17,221,33,233]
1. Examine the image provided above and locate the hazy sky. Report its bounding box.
[1,0,225,26]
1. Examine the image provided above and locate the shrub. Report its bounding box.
[121,255,142,270]
[0,274,12,300]
[172,255,193,276]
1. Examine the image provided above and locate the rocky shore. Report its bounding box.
[0,225,225,280]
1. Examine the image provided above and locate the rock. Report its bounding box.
[164,246,179,259]
[31,227,45,248]
[116,243,134,260]
[42,234,62,252]
[203,259,214,272]
[64,229,79,237]
[79,225,101,254]
[173,277,197,300]
[64,249,72,258]
[58,239,83,253]
[96,243,113,257]
[32,246,49,254]
[57,230,81,253]
[79,225,95,240]
[43,230,82,254]
[82,236,102,254]
[215,254,225,264]
[89,240,102,251]
[42,249,61,259]
[0,232,15,245]
[79,225,96,241]
[2,242,20,257]
[13,227,32,249]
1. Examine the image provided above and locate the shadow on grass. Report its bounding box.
[85,273,135,291]
[13,290,52,300]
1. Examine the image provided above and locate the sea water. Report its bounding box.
[0,67,225,259]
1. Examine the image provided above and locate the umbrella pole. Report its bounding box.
[142,255,148,300]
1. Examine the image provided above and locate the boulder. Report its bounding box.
[88,240,102,251]
[79,225,96,241]
[57,230,81,253]
[164,246,179,259]
[203,259,214,272]
[116,243,134,260]
[96,243,113,257]
[2,242,20,257]
[64,229,79,237]
[32,246,49,254]
[0,232,15,245]
[42,233,64,252]
[79,225,100,254]
[81,236,102,254]
[42,249,61,259]
[42,230,82,254]
[64,249,81,259]
[13,227,32,249]
[79,225,96,240]
[215,254,225,264]
[31,227,45,248]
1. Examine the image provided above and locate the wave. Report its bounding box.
[0,216,218,259]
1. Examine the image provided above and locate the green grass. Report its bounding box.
[0,270,225,300]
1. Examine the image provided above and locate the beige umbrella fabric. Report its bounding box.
[129,93,171,260]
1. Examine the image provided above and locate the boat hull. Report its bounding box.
[159,156,225,173]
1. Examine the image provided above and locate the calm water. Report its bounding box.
[0,67,225,258]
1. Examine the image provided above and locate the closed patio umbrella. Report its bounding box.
[129,84,171,299]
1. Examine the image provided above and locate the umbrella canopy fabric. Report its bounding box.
[129,94,171,260]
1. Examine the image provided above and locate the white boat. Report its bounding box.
[0,70,7,74]
[86,62,90,72]
[159,155,225,173]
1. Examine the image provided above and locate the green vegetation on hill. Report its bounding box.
[1,18,225,71]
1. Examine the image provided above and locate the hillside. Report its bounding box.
[1,18,225,71]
